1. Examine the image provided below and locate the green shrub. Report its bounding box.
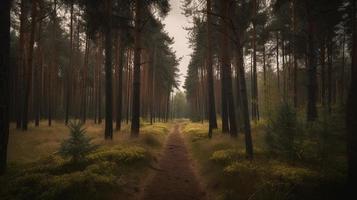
[6,161,118,200]
[59,121,97,162]
[265,103,303,160]
[223,161,258,175]
[210,149,241,164]
[88,146,148,164]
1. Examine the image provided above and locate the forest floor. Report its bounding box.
[140,123,207,200]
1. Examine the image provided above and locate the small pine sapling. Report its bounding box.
[59,121,97,162]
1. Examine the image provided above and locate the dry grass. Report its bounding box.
[8,120,170,164]
[182,121,347,200]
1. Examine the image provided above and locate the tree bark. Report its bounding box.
[346,0,357,192]
[306,3,318,122]
[22,0,38,130]
[221,0,237,136]
[207,0,218,138]
[0,0,11,175]
[65,2,74,125]
[104,0,113,139]
[116,34,124,131]
[131,0,142,137]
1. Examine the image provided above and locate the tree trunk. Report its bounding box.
[346,0,357,192]
[81,34,89,123]
[116,34,124,131]
[276,32,280,92]
[327,40,332,113]
[221,0,237,136]
[207,0,218,138]
[65,2,74,125]
[131,0,142,137]
[104,0,113,140]
[35,17,43,127]
[306,4,318,122]
[252,0,259,121]
[293,0,298,108]
[0,0,11,175]
[321,40,326,106]
[49,0,57,127]
[236,42,253,159]
[22,0,38,130]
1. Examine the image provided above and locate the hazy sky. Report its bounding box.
[163,0,191,91]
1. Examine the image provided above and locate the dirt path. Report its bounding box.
[140,124,207,200]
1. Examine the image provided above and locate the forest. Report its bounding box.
[0,0,356,200]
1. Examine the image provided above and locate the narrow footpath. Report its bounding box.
[141,124,207,200]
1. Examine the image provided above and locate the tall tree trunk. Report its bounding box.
[346,0,357,191]
[35,17,43,127]
[22,0,38,130]
[236,42,253,159]
[327,40,332,113]
[263,45,267,114]
[81,34,89,123]
[341,33,346,105]
[252,0,259,121]
[0,0,11,175]
[65,2,74,125]
[293,0,298,108]
[104,0,113,140]
[49,0,57,127]
[17,0,28,129]
[321,40,326,106]
[98,38,103,124]
[306,3,318,122]
[221,0,237,136]
[150,46,156,125]
[131,0,142,136]
[116,34,124,131]
[207,0,218,138]
[276,32,280,92]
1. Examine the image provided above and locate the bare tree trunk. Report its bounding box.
[104,0,113,140]
[221,0,237,136]
[236,42,253,159]
[131,0,142,136]
[0,0,11,174]
[81,34,89,123]
[65,2,74,125]
[346,0,357,192]
[116,34,124,131]
[321,40,326,106]
[49,0,57,127]
[22,0,38,130]
[306,3,318,122]
[327,40,333,113]
[276,32,280,93]
[207,0,218,138]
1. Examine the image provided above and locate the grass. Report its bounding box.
[182,121,348,200]
[1,120,172,200]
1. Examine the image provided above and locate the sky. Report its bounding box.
[162,0,191,91]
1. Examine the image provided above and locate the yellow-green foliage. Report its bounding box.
[3,120,172,200]
[182,122,208,141]
[7,161,118,200]
[141,123,169,136]
[223,161,258,175]
[210,149,242,164]
[88,146,148,164]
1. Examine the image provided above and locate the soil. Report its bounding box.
[140,124,207,200]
